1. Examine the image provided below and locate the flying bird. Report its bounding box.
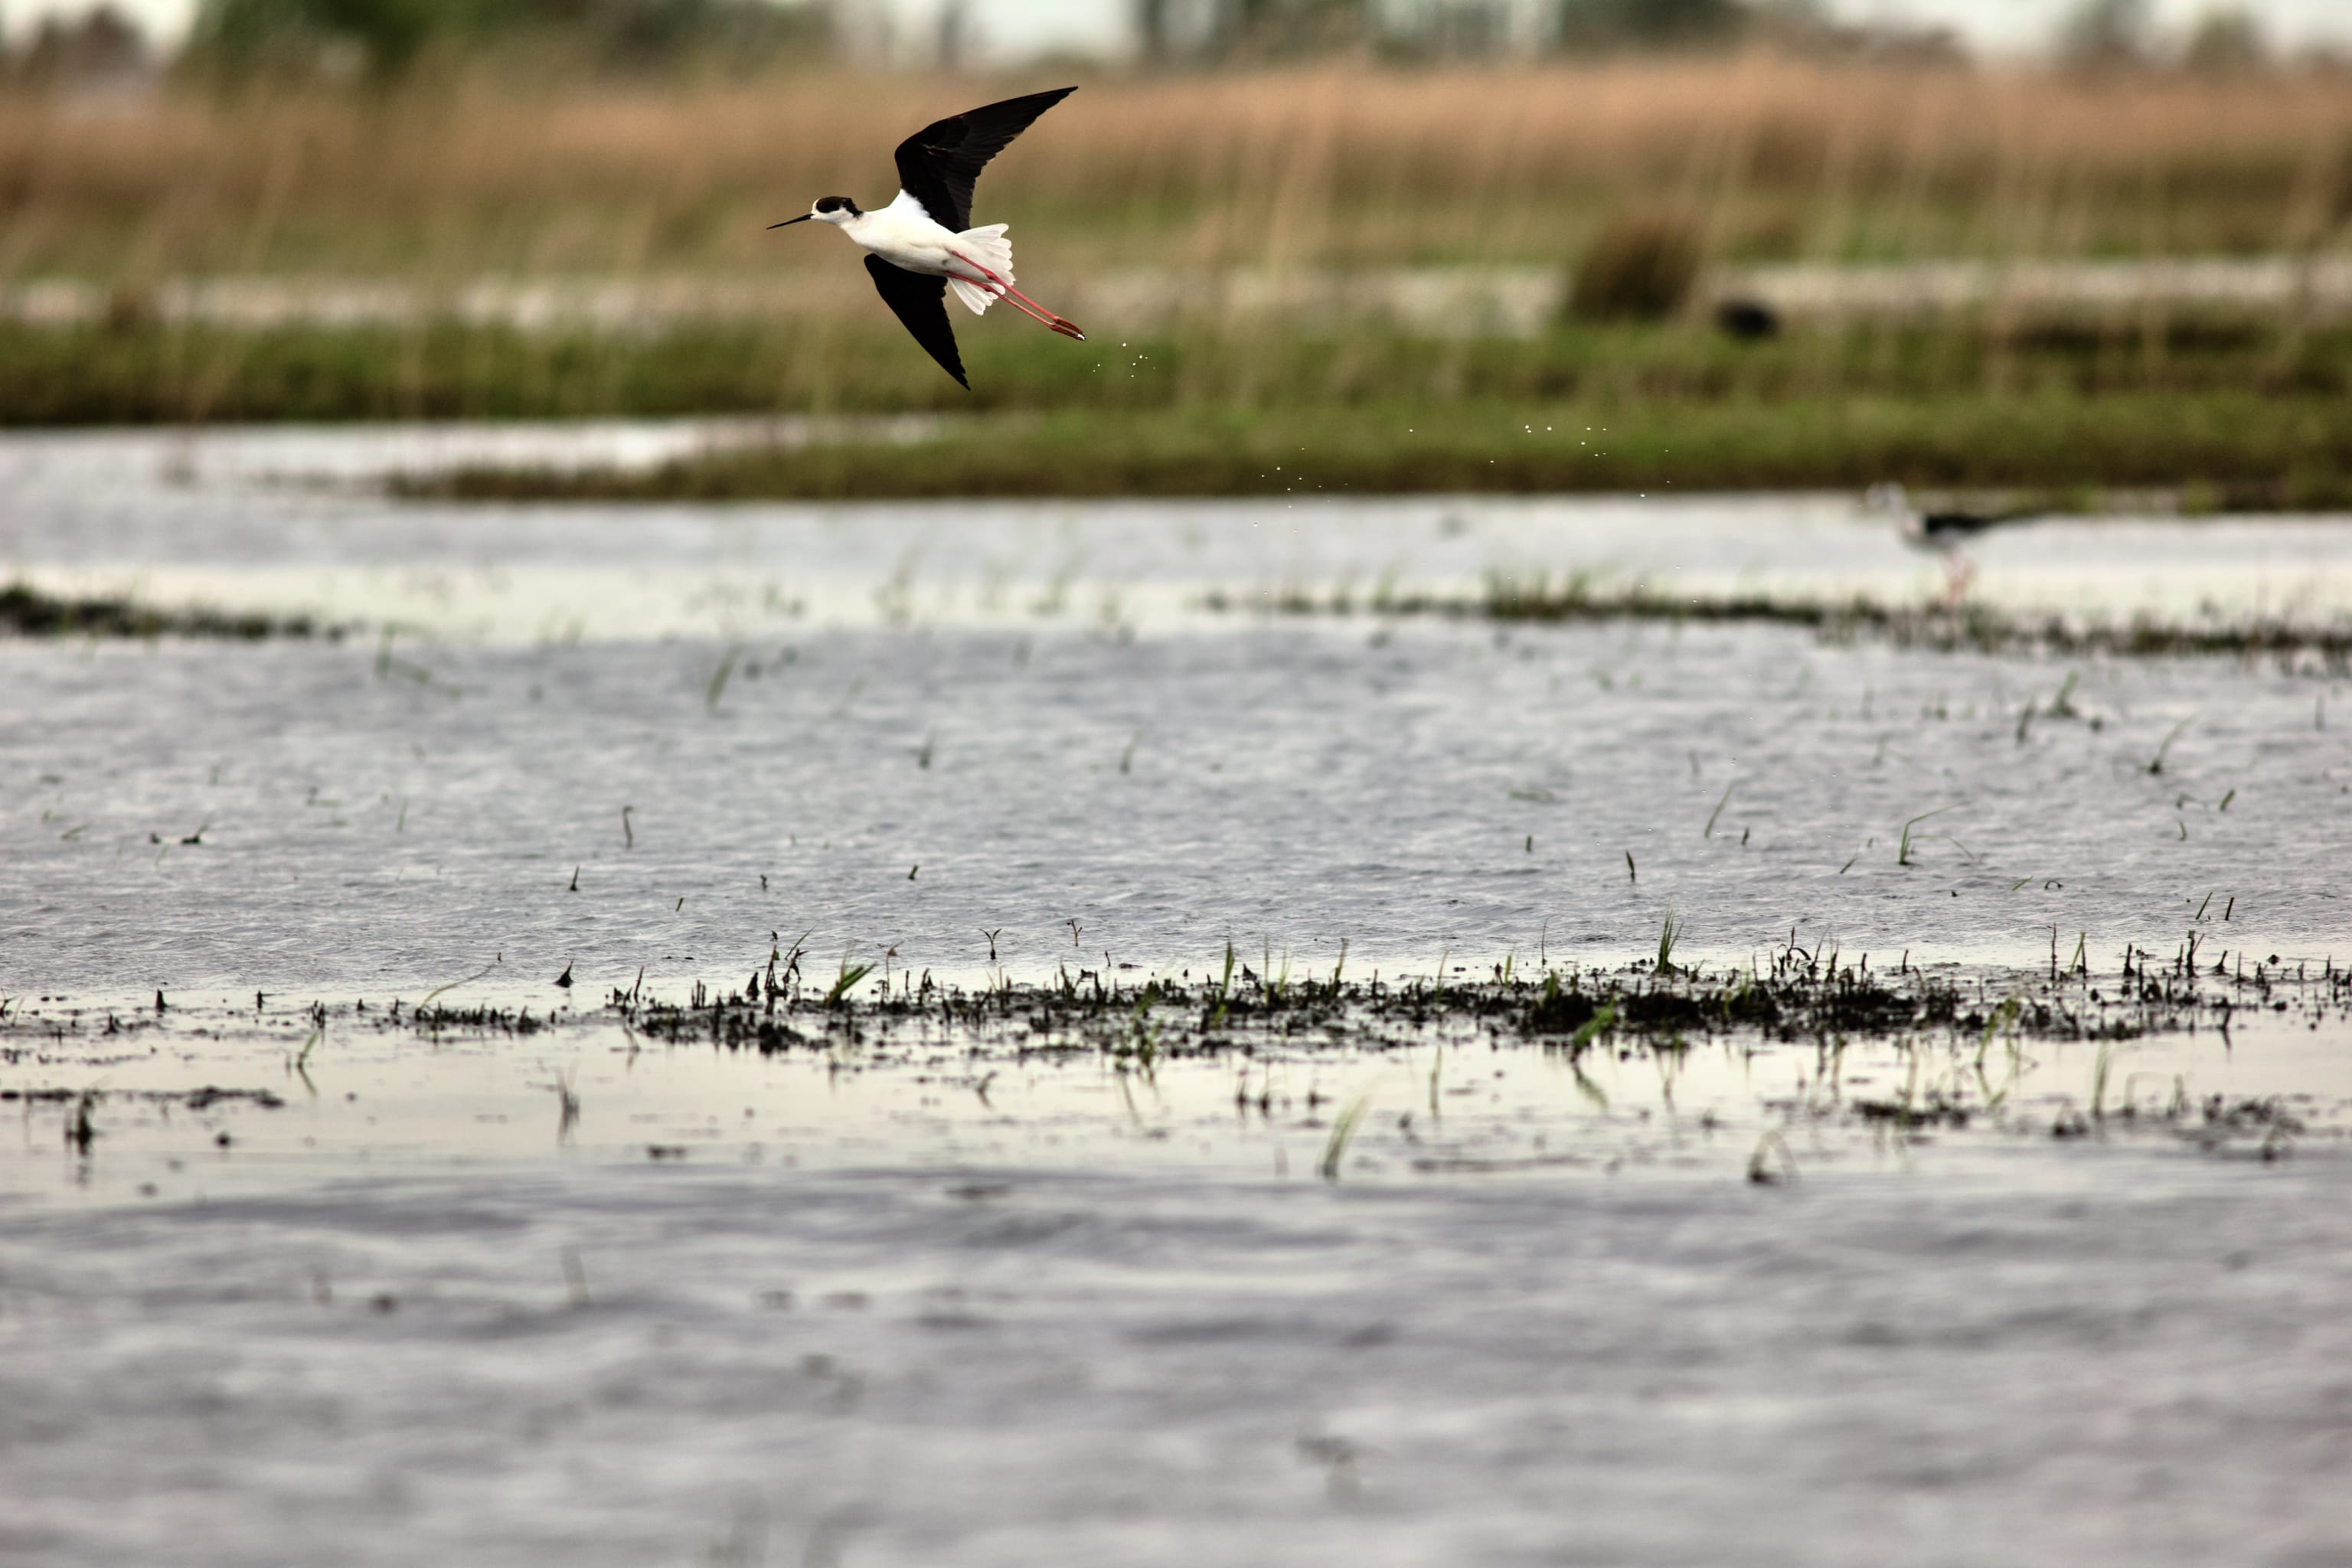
[769,87,1085,389]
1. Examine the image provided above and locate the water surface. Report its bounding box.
[4,423,2350,1567]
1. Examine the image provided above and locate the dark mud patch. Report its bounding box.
[0,1086,286,1109]
[0,582,335,641]
[1217,575,2352,666]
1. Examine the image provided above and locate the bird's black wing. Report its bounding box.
[1921,511,2014,542]
[892,87,1076,234]
[864,254,966,389]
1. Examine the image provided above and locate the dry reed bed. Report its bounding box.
[3,60,2349,278]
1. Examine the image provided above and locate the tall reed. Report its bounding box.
[1,57,2344,283]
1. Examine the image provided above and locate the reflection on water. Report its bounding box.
[6,979,2347,1208]
[3,989,2350,1568]
[5,423,2352,642]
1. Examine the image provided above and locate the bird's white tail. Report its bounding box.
[948,224,1013,316]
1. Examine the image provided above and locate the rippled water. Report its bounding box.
[6,989,2350,1568]
[5,424,2351,1566]
[5,425,2351,991]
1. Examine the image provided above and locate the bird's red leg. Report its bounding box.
[1943,554,1975,606]
[950,252,1086,341]
[977,273,1086,339]
[1001,286,1086,340]
[967,266,1081,335]
[976,285,1063,331]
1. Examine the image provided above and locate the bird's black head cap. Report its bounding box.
[814,195,861,216]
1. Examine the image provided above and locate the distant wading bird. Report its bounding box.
[769,87,1085,389]
[1864,482,2040,603]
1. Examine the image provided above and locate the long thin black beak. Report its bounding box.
[768,214,815,230]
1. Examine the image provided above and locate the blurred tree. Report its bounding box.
[1207,0,1370,60]
[1135,0,1171,61]
[13,3,155,82]
[1556,0,1748,50]
[1423,2,1510,58]
[935,0,968,68]
[185,0,835,82]
[2057,0,2151,68]
[2182,7,2265,75]
[188,0,435,79]
[1686,0,1966,64]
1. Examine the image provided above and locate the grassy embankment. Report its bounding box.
[425,396,2352,508]
[2,60,2348,498]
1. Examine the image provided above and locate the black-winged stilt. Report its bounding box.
[769,87,1085,389]
[1865,482,2037,603]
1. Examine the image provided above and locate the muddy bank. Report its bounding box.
[1218,576,2352,665]
[0,582,332,641]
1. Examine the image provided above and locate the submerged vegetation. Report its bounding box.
[1213,570,2352,665]
[13,930,2344,1166]
[588,932,2349,1067]
[462,937,2352,1165]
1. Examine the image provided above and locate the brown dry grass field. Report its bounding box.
[3,57,2350,281]
[4,57,2349,500]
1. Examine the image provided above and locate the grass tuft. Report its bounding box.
[1320,1082,1379,1183]
[823,954,875,1008]
[1569,211,1704,322]
[1655,910,1684,976]
[1899,804,1964,867]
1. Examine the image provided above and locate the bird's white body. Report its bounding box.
[1862,481,1992,603]
[771,87,1086,377]
[817,191,1015,318]
[1864,482,1948,554]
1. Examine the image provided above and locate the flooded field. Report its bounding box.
[5,423,2351,1565]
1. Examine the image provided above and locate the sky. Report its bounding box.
[11,0,2352,59]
